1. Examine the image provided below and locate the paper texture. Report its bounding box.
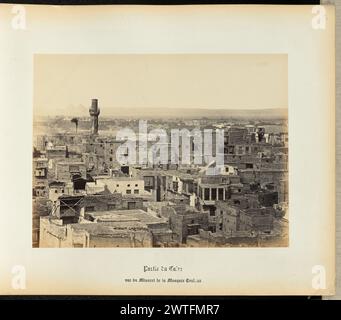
[0,4,335,295]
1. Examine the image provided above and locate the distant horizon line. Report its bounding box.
[34,106,288,117]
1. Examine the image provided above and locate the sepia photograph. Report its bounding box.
[33,54,289,248]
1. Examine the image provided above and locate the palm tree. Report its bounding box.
[71,117,79,133]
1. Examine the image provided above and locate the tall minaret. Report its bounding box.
[89,98,100,135]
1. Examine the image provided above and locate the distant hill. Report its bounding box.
[101,107,288,120]
[35,107,287,120]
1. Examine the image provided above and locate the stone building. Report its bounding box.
[218,203,274,236]
[32,157,48,197]
[55,161,87,182]
[197,175,231,230]
[32,198,51,247]
[50,193,145,226]
[48,180,74,203]
[163,204,208,243]
[93,176,146,196]
[40,208,171,248]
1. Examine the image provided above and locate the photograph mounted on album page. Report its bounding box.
[0,4,335,295]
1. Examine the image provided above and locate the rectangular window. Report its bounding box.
[204,188,210,201]
[187,225,198,236]
[134,189,139,194]
[225,189,229,200]
[126,189,131,194]
[211,188,217,200]
[128,202,136,209]
[35,169,45,177]
[69,165,80,172]
[218,188,224,200]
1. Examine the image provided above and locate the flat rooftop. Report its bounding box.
[71,221,148,235]
[93,176,143,181]
[87,209,167,225]
[57,162,85,165]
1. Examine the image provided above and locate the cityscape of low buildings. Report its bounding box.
[33,99,289,248]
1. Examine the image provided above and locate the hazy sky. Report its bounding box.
[34,54,287,116]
